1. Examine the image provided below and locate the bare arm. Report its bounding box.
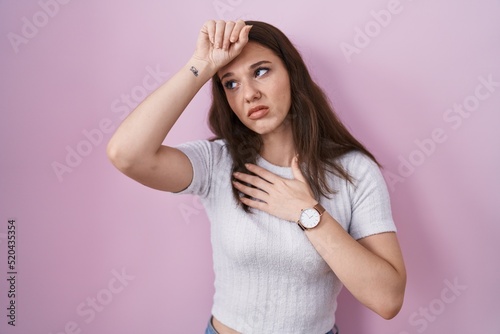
[107,20,252,191]
[106,58,212,192]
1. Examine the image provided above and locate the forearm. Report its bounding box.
[107,57,215,166]
[305,213,406,319]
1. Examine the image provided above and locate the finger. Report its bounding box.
[233,173,272,194]
[244,163,278,184]
[230,19,246,43]
[291,155,307,182]
[239,196,268,211]
[231,24,252,54]
[204,20,216,44]
[214,20,226,49]
[222,21,236,50]
[232,180,269,201]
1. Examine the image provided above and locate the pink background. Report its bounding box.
[1,1,499,333]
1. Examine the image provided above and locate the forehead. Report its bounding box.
[218,42,279,76]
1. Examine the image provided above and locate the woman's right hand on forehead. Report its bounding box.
[193,20,252,71]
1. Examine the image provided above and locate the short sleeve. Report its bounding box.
[346,153,397,240]
[174,140,221,198]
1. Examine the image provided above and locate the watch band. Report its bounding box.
[313,203,326,216]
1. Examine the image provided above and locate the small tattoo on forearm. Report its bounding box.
[190,66,199,77]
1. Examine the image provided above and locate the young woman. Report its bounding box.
[107,20,406,334]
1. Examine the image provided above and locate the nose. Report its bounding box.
[243,82,261,103]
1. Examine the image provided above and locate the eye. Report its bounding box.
[223,80,238,90]
[255,67,269,78]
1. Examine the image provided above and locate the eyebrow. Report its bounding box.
[220,60,272,81]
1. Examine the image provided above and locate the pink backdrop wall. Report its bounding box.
[1,1,499,333]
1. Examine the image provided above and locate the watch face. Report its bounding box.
[300,208,320,229]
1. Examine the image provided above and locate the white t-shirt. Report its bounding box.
[176,139,397,334]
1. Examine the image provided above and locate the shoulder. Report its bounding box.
[172,139,232,197]
[177,138,227,149]
[333,150,389,196]
[176,138,229,158]
[337,150,380,176]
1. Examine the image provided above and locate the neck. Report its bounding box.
[259,122,295,167]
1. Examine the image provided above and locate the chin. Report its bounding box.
[243,116,291,137]
[249,125,278,136]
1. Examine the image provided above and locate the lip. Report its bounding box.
[247,105,269,120]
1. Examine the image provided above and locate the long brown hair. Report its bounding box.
[208,21,378,210]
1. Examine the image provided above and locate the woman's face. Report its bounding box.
[218,42,292,138]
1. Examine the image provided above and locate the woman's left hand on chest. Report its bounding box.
[232,156,318,221]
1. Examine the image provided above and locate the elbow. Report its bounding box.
[106,140,121,167]
[106,140,135,173]
[378,298,404,320]
[376,287,406,320]
[377,267,407,320]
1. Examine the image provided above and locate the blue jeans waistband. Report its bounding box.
[205,317,339,334]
